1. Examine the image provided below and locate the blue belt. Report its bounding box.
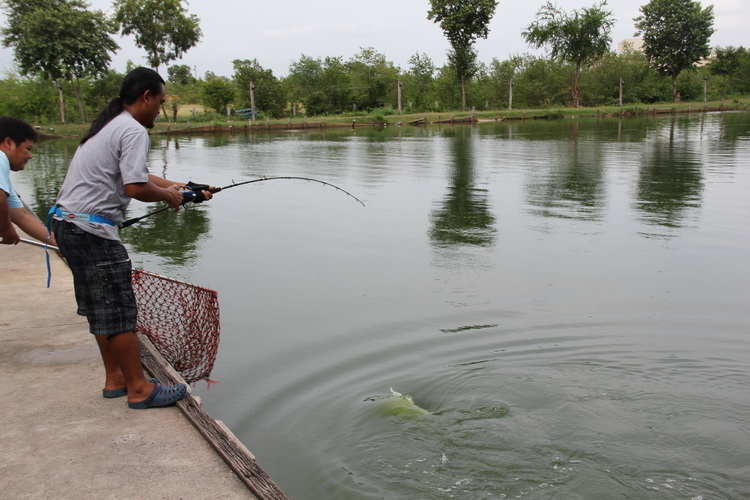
[48,206,116,226]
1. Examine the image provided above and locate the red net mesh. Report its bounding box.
[131,268,220,383]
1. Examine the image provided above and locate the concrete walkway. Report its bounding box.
[0,237,255,499]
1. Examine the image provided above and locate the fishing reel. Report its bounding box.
[178,185,196,204]
[179,181,215,204]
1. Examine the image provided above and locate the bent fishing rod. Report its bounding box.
[119,176,365,229]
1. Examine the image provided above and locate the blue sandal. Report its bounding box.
[103,378,157,399]
[127,382,187,409]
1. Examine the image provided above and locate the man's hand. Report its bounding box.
[192,188,215,203]
[186,181,215,203]
[163,184,185,211]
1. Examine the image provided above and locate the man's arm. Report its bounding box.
[148,174,180,188]
[146,174,214,202]
[0,190,20,245]
[124,180,184,210]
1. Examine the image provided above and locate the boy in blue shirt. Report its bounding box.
[0,116,54,246]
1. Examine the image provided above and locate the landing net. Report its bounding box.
[131,268,220,383]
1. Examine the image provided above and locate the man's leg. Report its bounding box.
[95,334,127,392]
[105,331,155,404]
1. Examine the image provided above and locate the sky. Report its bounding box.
[1,0,747,79]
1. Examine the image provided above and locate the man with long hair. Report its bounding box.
[52,67,212,409]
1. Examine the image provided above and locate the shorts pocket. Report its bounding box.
[95,259,135,308]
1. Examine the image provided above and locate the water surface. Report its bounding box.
[21,113,750,499]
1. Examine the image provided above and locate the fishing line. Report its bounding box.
[119,176,365,229]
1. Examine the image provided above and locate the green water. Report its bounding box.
[21,113,750,499]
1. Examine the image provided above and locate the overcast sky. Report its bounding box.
[1,0,746,79]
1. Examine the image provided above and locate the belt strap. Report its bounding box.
[48,206,116,226]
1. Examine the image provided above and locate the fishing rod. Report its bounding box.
[119,176,365,229]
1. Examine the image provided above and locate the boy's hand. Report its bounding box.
[0,224,20,245]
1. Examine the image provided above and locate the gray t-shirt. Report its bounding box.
[55,111,151,240]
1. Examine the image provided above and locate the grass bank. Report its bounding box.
[37,98,749,140]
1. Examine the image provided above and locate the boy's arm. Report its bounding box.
[0,191,20,245]
[9,206,56,246]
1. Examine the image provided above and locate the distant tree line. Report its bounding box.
[1,0,746,123]
[2,46,748,124]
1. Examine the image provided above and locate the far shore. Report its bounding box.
[36,98,749,140]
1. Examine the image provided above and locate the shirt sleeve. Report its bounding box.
[119,128,151,185]
[0,160,23,209]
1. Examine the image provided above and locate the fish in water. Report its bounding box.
[367,388,431,417]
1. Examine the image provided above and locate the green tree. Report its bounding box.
[284,55,353,116]
[167,64,196,85]
[522,1,614,108]
[404,52,438,112]
[1,0,119,122]
[710,46,750,96]
[634,0,714,102]
[114,0,202,70]
[428,0,498,111]
[473,56,520,109]
[318,57,352,115]
[513,55,572,108]
[284,55,322,113]
[201,76,235,113]
[347,47,400,112]
[580,49,669,105]
[85,69,125,112]
[0,74,58,121]
[232,59,286,118]
[433,64,461,111]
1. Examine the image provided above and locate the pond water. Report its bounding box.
[20,112,750,499]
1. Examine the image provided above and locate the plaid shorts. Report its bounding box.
[54,220,137,335]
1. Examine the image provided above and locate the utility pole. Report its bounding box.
[249,81,256,123]
[703,75,708,102]
[397,80,403,114]
[57,82,65,123]
[508,79,514,111]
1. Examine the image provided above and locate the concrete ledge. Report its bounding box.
[0,236,256,499]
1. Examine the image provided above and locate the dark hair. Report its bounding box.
[80,67,165,145]
[0,116,38,145]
